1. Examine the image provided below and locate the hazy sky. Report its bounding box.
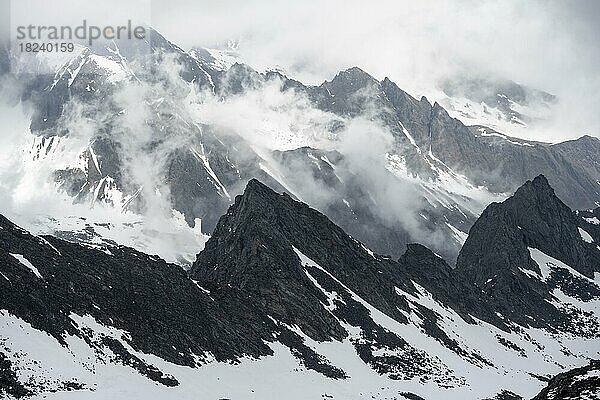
[151,1,598,84]
[149,0,600,139]
[4,0,600,139]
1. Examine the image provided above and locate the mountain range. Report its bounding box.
[0,29,599,399]
[1,29,599,265]
[1,174,599,399]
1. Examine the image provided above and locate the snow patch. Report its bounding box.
[519,267,540,279]
[578,227,594,243]
[10,253,43,279]
[529,247,598,286]
[446,223,469,245]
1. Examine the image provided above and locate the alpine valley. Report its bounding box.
[0,29,599,400]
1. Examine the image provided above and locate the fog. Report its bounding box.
[152,0,600,141]
[5,0,599,140]
[1,0,597,262]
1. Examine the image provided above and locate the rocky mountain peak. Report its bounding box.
[191,178,421,340]
[244,177,285,201]
[208,178,297,239]
[455,174,600,330]
[2,172,599,397]
[190,178,349,342]
[335,66,377,83]
[512,173,555,202]
[323,66,379,95]
[458,174,599,279]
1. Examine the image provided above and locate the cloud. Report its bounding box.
[0,55,210,265]
[5,0,598,138]
[192,77,339,151]
[0,7,593,264]
[151,0,600,140]
[195,76,462,253]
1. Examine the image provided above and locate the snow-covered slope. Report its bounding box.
[1,176,599,399]
[437,74,557,139]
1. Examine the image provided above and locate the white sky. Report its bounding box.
[4,0,600,139]
[150,0,600,140]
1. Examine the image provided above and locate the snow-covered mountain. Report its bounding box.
[1,175,599,399]
[1,28,600,399]
[437,74,557,135]
[1,29,599,266]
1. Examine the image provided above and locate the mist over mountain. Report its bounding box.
[1,173,599,399]
[1,6,600,400]
[1,29,599,266]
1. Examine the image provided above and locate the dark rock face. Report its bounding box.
[398,243,505,329]
[188,175,597,347]
[458,175,600,279]
[532,360,600,400]
[191,179,416,341]
[190,179,471,377]
[192,177,600,378]
[0,353,30,399]
[0,179,459,386]
[0,213,277,368]
[0,207,348,382]
[456,175,600,330]
[1,174,599,396]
